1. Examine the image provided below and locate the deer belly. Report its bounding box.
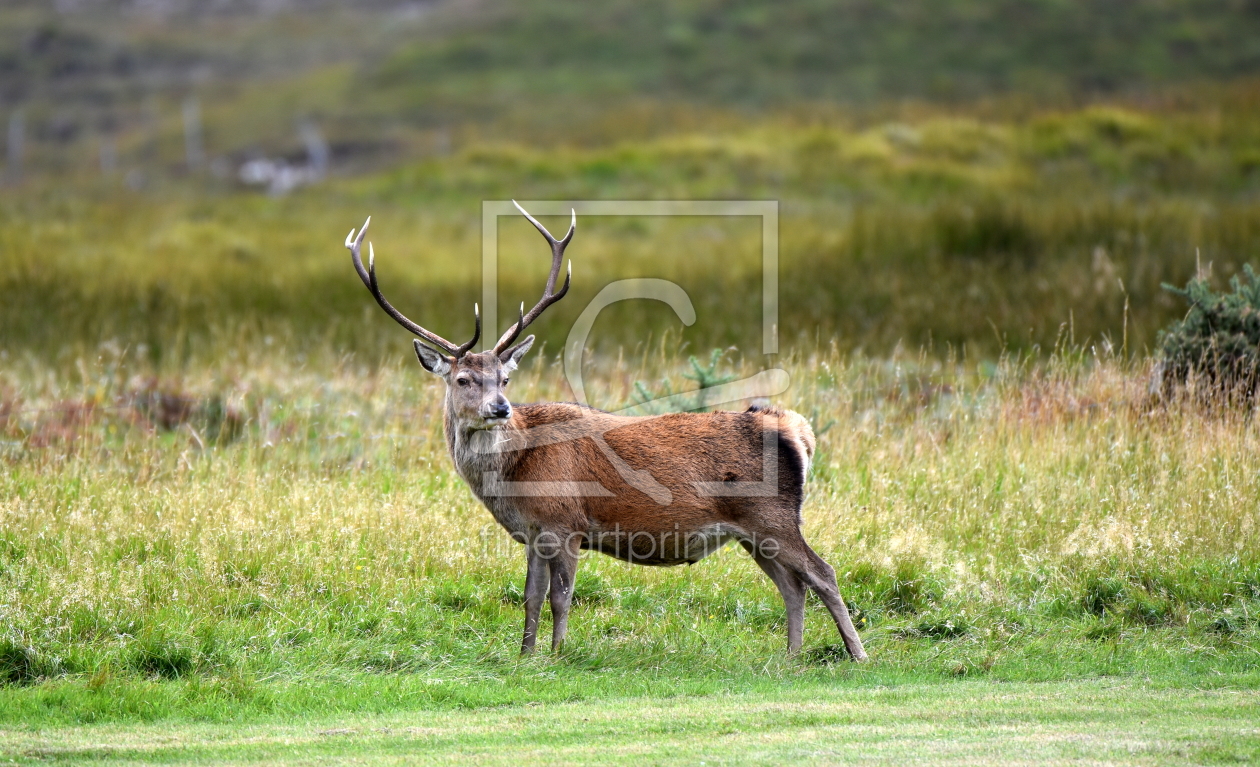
[584,523,739,566]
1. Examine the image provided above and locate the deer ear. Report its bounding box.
[413,340,452,376]
[499,335,535,372]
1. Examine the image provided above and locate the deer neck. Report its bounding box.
[442,398,521,488]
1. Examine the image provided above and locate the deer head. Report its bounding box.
[345,202,574,430]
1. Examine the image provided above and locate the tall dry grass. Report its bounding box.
[2,343,1257,689]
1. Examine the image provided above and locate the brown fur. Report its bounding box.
[461,403,811,563]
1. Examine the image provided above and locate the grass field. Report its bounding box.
[3,3,1260,761]
[2,346,1259,732]
[4,679,1259,764]
[3,105,1260,762]
[3,96,1260,762]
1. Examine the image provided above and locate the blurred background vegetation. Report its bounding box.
[1,0,1259,364]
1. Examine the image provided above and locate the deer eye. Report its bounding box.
[456,377,471,387]
[502,377,510,385]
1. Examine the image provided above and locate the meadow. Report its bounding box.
[2,339,1260,723]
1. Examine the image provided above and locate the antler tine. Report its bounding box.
[494,203,575,353]
[345,216,481,357]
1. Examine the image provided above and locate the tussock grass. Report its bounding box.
[1,342,1257,721]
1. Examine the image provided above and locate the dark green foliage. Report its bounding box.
[1078,574,1188,627]
[848,560,942,614]
[1158,265,1260,396]
[903,617,971,640]
[845,601,868,630]
[681,349,738,393]
[0,640,37,685]
[1123,591,1179,627]
[631,349,737,413]
[802,643,856,664]
[0,638,61,685]
[933,201,1038,266]
[1082,577,1127,616]
[1084,618,1123,641]
[1209,614,1247,635]
[128,632,195,679]
[885,569,938,614]
[352,615,383,637]
[499,581,525,606]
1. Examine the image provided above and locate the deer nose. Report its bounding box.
[488,399,511,419]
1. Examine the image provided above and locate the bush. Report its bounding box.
[1157,265,1260,397]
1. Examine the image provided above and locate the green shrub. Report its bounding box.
[1079,575,1185,626]
[1157,265,1260,397]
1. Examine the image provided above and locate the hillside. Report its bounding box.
[3,0,1260,177]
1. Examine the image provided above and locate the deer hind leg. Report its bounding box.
[521,547,550,655]
[741,541,806,654]
[772,534,868,661]
[547,546,579,653]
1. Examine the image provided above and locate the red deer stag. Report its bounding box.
[344,205,867,660]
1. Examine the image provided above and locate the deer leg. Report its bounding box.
[774,536,868,661]
[547,546,579,653]
[521,547,549,655]
[741,541,806,654]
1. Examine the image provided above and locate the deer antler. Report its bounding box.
[346,217,481,357]
[493,202,574,354]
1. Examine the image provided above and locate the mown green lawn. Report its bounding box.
[2,677,1257,765]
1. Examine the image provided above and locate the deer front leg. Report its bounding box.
[547,545,579,653]
[521,546,549,655]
